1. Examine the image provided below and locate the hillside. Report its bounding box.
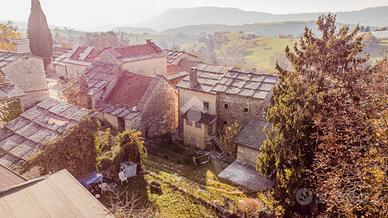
[137,6,388,31]
[162,21,319,37]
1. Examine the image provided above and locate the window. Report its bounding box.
[244,107,249,112]
[186,119,193,126]
[195,122,202,128]
[224,103,229,109]
[203,101,209,110]
[223,120,228,126]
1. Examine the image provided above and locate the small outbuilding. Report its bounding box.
[234,119,270,166]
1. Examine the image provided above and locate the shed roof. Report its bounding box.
[0,99,90,169]
[234,119,270,150]
[0,169,113,218]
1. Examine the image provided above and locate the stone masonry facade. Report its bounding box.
[217,93,268,130]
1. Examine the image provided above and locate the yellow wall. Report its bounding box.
[179,88,217,149]
[183,118,207,150]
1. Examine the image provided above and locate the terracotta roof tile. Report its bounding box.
[114,42,162,58]
[106,73,154,108]
[167,64,184,76]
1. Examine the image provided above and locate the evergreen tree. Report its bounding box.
[257,14,371,216]
[27,0,53,68]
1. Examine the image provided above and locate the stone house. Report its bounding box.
[234,119,270,166]
[96,40,168,77]
[0,98,90,172]
[0,52,49,107]
[165,49,201,85]
[53,46,99,79]
[176,63,277,150]
[79,63,178,138]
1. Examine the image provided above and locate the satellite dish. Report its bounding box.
[187,108,202,122]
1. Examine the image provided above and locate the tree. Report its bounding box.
[23,118,100,178]
[0,21,20,51]
[0,99,24,123]
[107,190,156,218]
[82,31,126,49]
[257,14,379,216]
[28,0,53,69]
[96,129,147,173]
[219,121,241,158]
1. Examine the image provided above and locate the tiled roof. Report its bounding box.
[0,70,24,100]
[176,63,278,100]
[106,72,154,108]
[69,46,100,62]
[176,63,233,93]
[0,99,90,170]
[114,41,162,59]
[0,163,26,190]
[234,119,270,150]
[0,52,23,68]
[82,63,122,96]
[165,49,198,64]
[0,169,113,218]
[167,64,184,76]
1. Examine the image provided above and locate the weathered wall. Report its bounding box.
[65,63,88,79]
[183,118,206,150]
[178,89,217,115]
[95,50,122,65]
[54,64,67,78]
[138,78,178,138]
[122,56,167,77]
[217,93,265,129]
[237,145,260,166]
[178,88,217,148]
[2,55,49,107]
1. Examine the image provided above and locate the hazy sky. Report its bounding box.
[1,0,388,30]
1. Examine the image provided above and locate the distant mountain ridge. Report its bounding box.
[136,6,388,31]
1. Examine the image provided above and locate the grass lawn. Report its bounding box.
[100,146,260,217]
[244,37,293,72]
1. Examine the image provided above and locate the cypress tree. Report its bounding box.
[27,0,53,68]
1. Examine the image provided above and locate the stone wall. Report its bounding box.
[217,93,266,130]
[139,78,178,138]
[237,145,260,166]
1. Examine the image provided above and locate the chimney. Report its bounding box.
[189,67,199,89]
[251,67,257,74]
[11,38,30,54]
[145,39,152,44]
